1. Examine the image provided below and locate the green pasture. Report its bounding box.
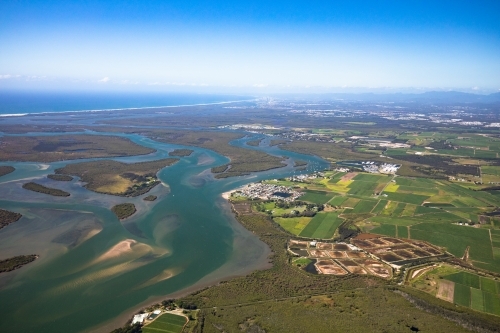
[329,196,347,206]
[370,224,396,237]
[351,200,378,213]
[347,180,378,196]
[381,201,398,216]
[298,212,344,239]
[398,225,409,238]
[382,192,429,205]
[370,216,420,226]
[470,288,484,312]
[392,202,406,217]
[482,166,500,176]
[410,224,493,266]
[275,216,312,235]
[484,292,500,315]
[300,190,334,204]
[371,200,388,214]
[353,173,389,183]
[445,270,500,315]
[445,272,480,289]
[453,283,471,308]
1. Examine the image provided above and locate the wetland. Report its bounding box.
[0,123,328,333]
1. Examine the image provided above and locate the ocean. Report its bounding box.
[0,91,251,116]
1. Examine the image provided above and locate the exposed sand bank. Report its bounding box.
[89,195,272,333]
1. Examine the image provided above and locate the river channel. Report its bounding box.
[0,131,329,333]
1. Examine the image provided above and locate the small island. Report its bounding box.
[168,149,194,157]
[111,203,137,219]
[0,166,15,177]
[22,182,70,197]
[143,195,157,201]
[47,174,73,181]
[246,139,262,146]
[0,208,22,230]
[0,255,38,273]
[55,158,178,197]
[293,159,308,167]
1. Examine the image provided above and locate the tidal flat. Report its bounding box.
[0,125,328,333]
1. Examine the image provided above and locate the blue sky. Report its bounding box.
[1,0,499,93]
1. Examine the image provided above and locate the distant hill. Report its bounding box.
[278,91,500,104]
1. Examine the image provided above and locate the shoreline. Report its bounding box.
[221,189,238,200]
[91,193,272,333]
[0,99,256,118]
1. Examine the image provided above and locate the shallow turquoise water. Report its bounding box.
[0,132,328,333]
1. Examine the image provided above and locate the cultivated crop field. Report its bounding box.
[267,169,500,273]
[142,313,187,333]
[443,272,500,316]
[298,212,344,239]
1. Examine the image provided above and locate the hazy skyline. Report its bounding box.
[1,0,499,93]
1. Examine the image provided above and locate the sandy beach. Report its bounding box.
[221,189,237,200]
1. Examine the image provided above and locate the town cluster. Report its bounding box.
[235,183,302,202]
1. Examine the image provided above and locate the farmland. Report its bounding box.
[409,266,500,316]
[262,168,500,273]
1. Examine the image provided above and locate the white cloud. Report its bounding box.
[98,77,110,83]
[0,74,21,79]
[252,83,268,88]
[472,86,480,91]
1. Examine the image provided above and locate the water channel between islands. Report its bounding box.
[0,132,329,333]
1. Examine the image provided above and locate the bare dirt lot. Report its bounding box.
[315,260,348,275]
[436,280,455,303]
[327,251,347,258]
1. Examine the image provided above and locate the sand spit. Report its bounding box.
[97,239,137,261]
[47,261,147,296]
[138,268,183,289]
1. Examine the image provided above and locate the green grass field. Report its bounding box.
[329,196,347,206]
[397,225,409,238]
[351,199,377,213]
[392,202,406,217]
[470,288,485,312]
[371,200,387,214]
[274,216,312,235]
[300,190,334,204]
[347,180,378,196]
[370,224,396,237]
[453,283,471,308]
[484,292,500,315]
[411,224,493,267]
[142,313,187,333]
[298,212,344,239]
[481,277,498,294]
[382,192,429,205]
[353,173,389,183]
